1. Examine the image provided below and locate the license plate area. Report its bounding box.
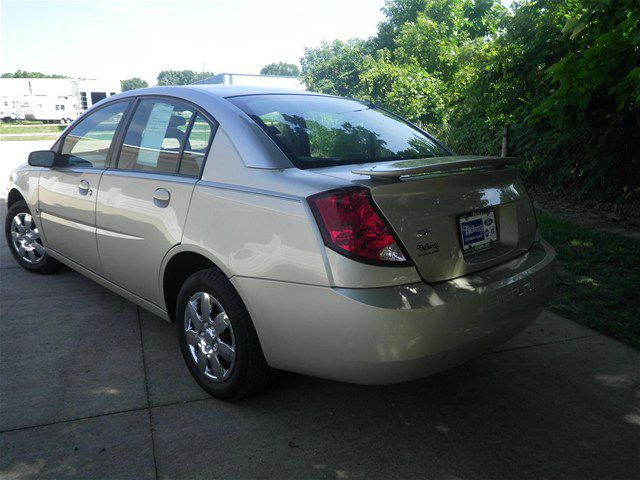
[458,209,498,253]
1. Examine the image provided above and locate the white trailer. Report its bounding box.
[0,78,121,123]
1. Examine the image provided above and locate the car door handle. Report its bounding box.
[78,179,90,195]
[153,188,171,207]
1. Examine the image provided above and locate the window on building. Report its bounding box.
[80,92,88,110]
[118,99,194,174]
[90,92,107,106]
[110,92,116,96]
[60,101,130,169]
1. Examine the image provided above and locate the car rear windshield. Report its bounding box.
[228,94,450,169]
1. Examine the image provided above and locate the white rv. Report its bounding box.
[0,78,121,123]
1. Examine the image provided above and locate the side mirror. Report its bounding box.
[28,150,57,168]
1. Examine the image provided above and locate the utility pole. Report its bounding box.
[501,124,510,157]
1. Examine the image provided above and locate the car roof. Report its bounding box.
[135,84,328,99]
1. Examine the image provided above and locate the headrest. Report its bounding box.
[169,115,186,128]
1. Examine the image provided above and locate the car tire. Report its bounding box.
[176,268,273,400]
[5,200,60,274]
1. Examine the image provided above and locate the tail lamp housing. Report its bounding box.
[307,187,412,266]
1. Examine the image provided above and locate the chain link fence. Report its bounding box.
[428,122,640,218]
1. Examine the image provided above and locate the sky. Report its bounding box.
[0,0,387,85]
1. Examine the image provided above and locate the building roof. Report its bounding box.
[194,72,301,83]
[190,84,320,98]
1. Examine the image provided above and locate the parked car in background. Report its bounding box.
[5,86,556,399]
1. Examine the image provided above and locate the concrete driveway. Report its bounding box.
[0,144,639,479]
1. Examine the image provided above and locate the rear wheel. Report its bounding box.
[5,200,60,273]
[176,268,272,400]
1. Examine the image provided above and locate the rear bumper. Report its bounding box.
[233,240,556,384]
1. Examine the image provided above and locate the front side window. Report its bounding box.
[60,100,129,168]
[229,95,449,169]
[118,99,194,174]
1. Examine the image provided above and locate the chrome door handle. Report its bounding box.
[78,179,90,195]
[153,188,171,207]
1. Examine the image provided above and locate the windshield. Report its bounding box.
[228,94,450,169]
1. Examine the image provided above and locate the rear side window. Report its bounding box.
[60,101,129,168]
[178,114,213,176]
[118,99,194,174]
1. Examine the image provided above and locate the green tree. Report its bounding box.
[120,77,148,91]
[459,0,574,125]
[260,62,300,76]
[361,55,448,125]
[301,1,505,125]
[534,0,640,128]
[156,70,215,86]
[301,39,372,96]
[1,70,67,78]
[376,0,504,51]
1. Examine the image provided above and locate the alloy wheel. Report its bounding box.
[10,212,45,264]
[183,292,236,382]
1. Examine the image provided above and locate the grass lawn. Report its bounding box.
[3,120,46,125]
[0,135,58,141]
[0,124,66,134]
[539,211,640,348]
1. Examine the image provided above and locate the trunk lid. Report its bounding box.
[310,156,538,282]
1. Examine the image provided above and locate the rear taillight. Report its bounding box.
[308,187,410,265]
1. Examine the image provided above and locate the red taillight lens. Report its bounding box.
[308,187,409,265]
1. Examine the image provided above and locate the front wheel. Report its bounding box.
[176,268,273,400]
[5,200,60,273]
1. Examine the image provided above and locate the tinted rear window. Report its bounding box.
[228,95,449,169]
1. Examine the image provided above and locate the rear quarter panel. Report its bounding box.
[182,184,330,285]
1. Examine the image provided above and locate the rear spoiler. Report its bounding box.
[351,155,524,180]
